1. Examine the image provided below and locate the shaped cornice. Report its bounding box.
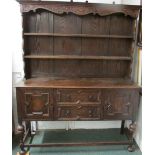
[17,1,141,18]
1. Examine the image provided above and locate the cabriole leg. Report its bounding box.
[127,121,136,152]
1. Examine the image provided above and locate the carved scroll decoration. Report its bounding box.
[19,2,140,18]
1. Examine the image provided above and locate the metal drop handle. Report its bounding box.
[65,110,70,116]
[32,112,43,115]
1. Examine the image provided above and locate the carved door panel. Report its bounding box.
[19,88,53,120]
[103,89,135,120]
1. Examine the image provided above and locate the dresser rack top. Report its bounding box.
[16,1,141,88]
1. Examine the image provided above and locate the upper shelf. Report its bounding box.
[17,1,141,18]
[24,33,134,39]
[24,55,132,60]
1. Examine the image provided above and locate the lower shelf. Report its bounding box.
[23,128,137,148]
[27,129,130,145]
[15,125,140,155]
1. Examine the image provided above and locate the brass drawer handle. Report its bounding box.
[88,95,93,100]
[78,90,82,93]
[76,116,80,120]
[88,110,93,117]
[77,105,82,109]
[65,110,70,116]
[88,110,93,114]
[126,102,131,106]
[66,94,71,100]
[32,112,43,115]
[76,100,81,104]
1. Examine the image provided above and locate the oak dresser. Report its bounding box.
[16,1,141,154]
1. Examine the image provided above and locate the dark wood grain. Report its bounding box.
[16,1,141,152]
[16,78,140,89]
[17,88,53,120]
[23,10,135,78]
[18,1,140,18]
[16,87,140,121]
[102,89,135,120]
[24,59,131,79]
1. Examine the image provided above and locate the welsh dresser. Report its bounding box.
[16,1,141,154]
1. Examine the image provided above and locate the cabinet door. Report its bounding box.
[103,89,139,120]
[17,88,53,120]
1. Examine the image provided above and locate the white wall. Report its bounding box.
[122,0,141,5]
[42,0,122,4]
[12,0,142,150]
[12,0,24,131]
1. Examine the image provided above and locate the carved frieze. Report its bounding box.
[18,1,140,18]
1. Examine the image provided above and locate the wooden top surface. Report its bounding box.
[15,78,141,89]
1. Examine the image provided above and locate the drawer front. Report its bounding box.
[102,89,138,120]
[17,88,53,120]
[54,103,101,121]
[54,89,102,120]
[55,89,101,104]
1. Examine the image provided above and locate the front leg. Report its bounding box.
[120,120,125,135]
[127,121,136,152]
[17,124,26,155]
[25,121,31,137]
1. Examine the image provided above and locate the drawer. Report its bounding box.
[54,103,101,121]
[55,89,101,103]
[16,88,53,120]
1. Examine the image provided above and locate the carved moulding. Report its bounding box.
[19,2,140,18]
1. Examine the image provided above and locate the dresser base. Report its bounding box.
[16,79,140,154]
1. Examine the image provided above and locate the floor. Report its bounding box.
[12,129,142,155]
